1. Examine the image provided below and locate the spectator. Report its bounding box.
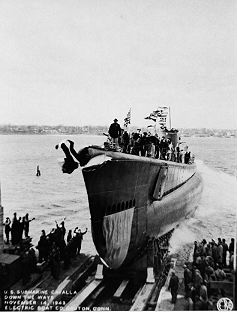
[24,213,35,238]
[131,132,141,155]
[229,238,234,257]
[229,253,234,270]
[217,238,223,265]
[205,264,215,281]
[67,230,72,243]
[168,271,179,304]
[4,217,11,244]
[193,269,203,295]
[211,241,219,264]
[196,280,209,310]
[193,241,198,263]
[183,263,192,297]
[74,228,88,255]
[215,264,226,281]
[205,243,213,257]
[36,230,49,262]
[222,238,228,267]
[19,217,25,241]
[159,137,168,160]
[11,212,19,245]
[108,119,121,149]
[122,131,130,153]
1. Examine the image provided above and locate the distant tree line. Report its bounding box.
[0,124,108,135]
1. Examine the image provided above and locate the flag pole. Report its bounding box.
[169,106,171,129]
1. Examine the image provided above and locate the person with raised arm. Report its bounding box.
[24,213,35,238]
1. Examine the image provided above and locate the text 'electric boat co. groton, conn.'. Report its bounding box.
[56,108,203,270]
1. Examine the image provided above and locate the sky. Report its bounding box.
[0,0,236,129]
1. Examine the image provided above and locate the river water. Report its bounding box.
[0,135,236,257]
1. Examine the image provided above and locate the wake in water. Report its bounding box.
[169,159,237,259]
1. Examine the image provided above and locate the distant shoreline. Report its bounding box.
[0,133,236,138]
[0,125,236,137]
[0,133,102,136]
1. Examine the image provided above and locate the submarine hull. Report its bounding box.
[81,147,203,269]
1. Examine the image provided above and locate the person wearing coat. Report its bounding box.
[4,217,11,244]
[108,119,121,148]
[168,271,179,304]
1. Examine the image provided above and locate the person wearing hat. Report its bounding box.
[108,118,122,148]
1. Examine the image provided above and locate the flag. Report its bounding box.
[157,116,167,127]
[145,106,169,126]
[153,106,169,117]
[159,116,167,123]
[144,111,158,122]
[124,109,131,127]
[155,107,169,127]
[144,115,156,122]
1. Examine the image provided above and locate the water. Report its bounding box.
[0,135,236,257]
[0,135,104,253]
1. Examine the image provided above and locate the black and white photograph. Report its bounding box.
[0,0,236,311]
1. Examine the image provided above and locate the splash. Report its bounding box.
[169,223,196,255]
[195,159,237,218]
[169,159,236,257]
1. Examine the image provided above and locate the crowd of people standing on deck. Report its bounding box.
[108,118,193,163]
[4,212,35,245]
[181,237,235,310]
[36,221,88,278]
[4,214,88,282]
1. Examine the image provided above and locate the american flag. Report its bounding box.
[124,109,131,127]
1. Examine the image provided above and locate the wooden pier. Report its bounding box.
[0,213,236,311]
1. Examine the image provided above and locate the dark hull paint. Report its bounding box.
[81,147,203,269]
